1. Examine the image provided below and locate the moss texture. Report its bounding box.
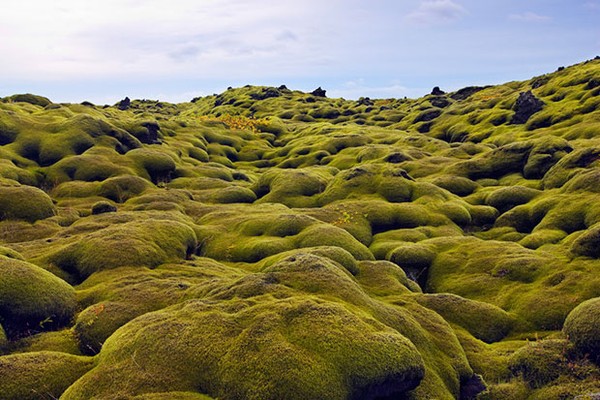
[0,58,599,398]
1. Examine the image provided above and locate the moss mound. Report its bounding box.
[51,216,197,279]
[0,351,94,400]
[414,293,515,343]
[0,185,56,222]
[62,298,425,400]
[1,60,600,398]
[0,256,77,338]
[563,297,600,362]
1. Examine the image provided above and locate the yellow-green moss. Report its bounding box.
[563,297,600,361]
[0,351,94,400]
[0,185,56,222]
[0,256,76,338]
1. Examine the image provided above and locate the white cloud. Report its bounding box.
[584,1,600,10]
[405,0,467,25]
[328,79,426,100]
[509,12,552,22]
[0,0,341,81]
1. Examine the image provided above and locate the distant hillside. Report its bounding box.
[1,58,599,399]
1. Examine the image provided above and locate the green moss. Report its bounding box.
[415,293,515,343]
[74,301,140,354]
[127,148,177,184]
[0,185,56,222]
[132,392,215,399]
[9,329,81,355]
[0,351,94,400]
[563,297,600,361]
[387,242,436,282]
[0,324,7,350]
[98,175,152,202]
[508,339,571,388]
[570,223,600,258]
[0,256,76,338]
[51,216,197,279]
[355,260,422,296]
[62,298,425,400]
[6,93,52,107]
[485,186,541,213]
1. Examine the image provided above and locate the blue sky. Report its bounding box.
[0,0,598,104]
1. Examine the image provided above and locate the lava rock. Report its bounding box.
[450,86,489,101]
[117,97,131,111]
[510,91,544,124]
[250,87,282,100]
[139,122,161,144]
[311,87,327,97]
[431,86,445,95]
[91,201,117,215]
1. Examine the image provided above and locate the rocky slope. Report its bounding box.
[1,58,600,399]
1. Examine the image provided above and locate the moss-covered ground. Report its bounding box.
[1,59,600,399]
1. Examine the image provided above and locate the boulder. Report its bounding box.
[510,91,544,124]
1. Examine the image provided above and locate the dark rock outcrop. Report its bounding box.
[510,91,544,124]
[91,201,117,215]
[138,122,161,144]
[311,87,327,97]
[117,97,131,110]
[250,87,282,100]
[460,374,487,400]
[450,86,489,101]
[431,86,445,95]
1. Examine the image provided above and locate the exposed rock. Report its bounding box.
[431,86,445,95]
[430,96,450,108]
[117,97,131,110]
[91,201,117,215]
[510,91,544,124]
[586,79,600,90]
[414,109,442,123]
[450,86,489,101]
[311,87,327,97]
[138,121,161,144]
[460,374,487,400]
[357,97,374,106]
[531,76,550,89]
[250,87,282,100]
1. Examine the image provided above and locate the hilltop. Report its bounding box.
[1,58,600,399]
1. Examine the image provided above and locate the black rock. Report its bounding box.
[430,97,450,108]
[250,87,281,100]
[91,201,117,215]
[431,86,445,95]
[138,122,161,144]
[414,109,442,123]
[460,374,487,400]
[311,87,327,97]
[531,76,550,89]
[586,79,600,90]
[510,91,545,124]
[117,97,131,110]
[450,86,489,101]
[357,97,374,106]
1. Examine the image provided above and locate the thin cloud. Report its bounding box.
[405,0,467,25]
[509,12,552,22]
[584,2,600,10]
[329,79,424,100]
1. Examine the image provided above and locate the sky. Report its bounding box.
[0,0,598,104]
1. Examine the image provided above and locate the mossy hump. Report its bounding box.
[62,298,425,400]
[0,256,77,338]
[0,185,56,222]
